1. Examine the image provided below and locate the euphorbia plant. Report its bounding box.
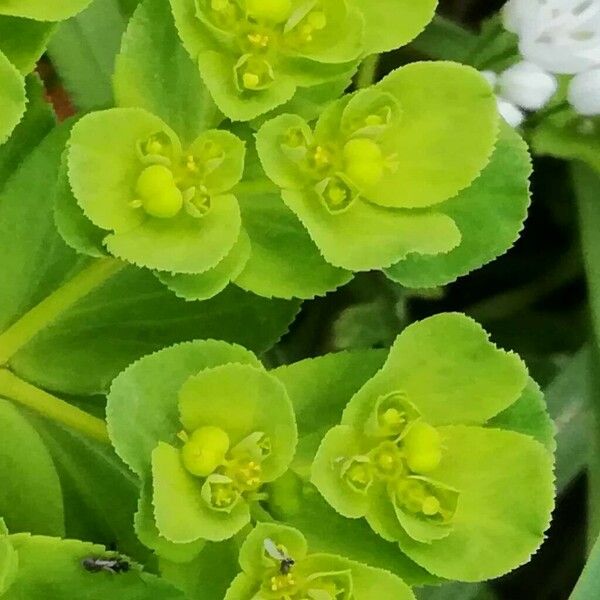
[4,0,595,597]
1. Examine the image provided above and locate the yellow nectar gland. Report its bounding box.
[181,426,230,478]
[402,422,442,475]
[135,164,183,219]
[246,0,292,24]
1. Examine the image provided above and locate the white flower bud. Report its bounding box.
[497,98,525,128]
[498,61,558,110]
[503,0,600,74]
[568,68,600,115]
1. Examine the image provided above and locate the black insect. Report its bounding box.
[264,538,295,575]
[82,555,131,574]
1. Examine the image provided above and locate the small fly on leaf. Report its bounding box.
[264,538,295,575]
[81,555,131,574]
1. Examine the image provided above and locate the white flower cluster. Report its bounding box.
[486,0,600,126]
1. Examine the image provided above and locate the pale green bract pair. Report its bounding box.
[169,0,437,121]
[43,0,534,301]
[105,313,555,593]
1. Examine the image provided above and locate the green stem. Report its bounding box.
[0,257,124,365]
[573,162,600,546]
[356,55,379,89]
[0,368,109,444]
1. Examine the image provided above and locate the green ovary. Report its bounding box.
[342,138,385,189]
[246,0,292,23]
[135,164,183,219]
[181,426,230,477]
[402,422,442,474]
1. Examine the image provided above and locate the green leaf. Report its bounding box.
[160,540,240,600]
[31,417,152,565]
[54,156,107,258]
[532,110,600,172]
[9,269,299,396]
[395,426,554,581]
[178,363,297,482]
[107,340,261,478]
[0,50,26,146]
[114,0,221,144]
[6,534,186,599]
[47,0,134,111]
[488,378,556,453]
[271,349,386,438]
[343,313,529,428]
[157,230,251,301]
[409,15,478,63]
[385,123,531,288]
[0,520,18,595]
[0,0,92,21]
[349,0,437,55]
[0,399,64,536]
[570,531,600,600]
[0,121,78,334]
[0,75,54,190]
[0,17,55,74]
[152,441,251,542]
[545,347,591,491]
[236,192,352,299]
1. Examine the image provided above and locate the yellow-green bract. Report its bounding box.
[107,340,298,560]
[170,0,437,121]
[0,0,92,21]
[311,313,555,582]
[255,61,532,281]
[224,522,415,600]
